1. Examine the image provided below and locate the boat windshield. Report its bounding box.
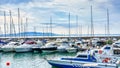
[104,46,111,50]
[77,55,88,59]
[115,43,120,44]
[61,42,69,46]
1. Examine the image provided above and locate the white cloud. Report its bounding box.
[0,0,119,34]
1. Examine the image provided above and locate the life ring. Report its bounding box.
[102,58,111,63]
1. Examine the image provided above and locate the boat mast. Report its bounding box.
[107,9,110,38]
[11,17,16,37]
[21,18,23,37]
[25,18,28,38]
[6,23,9,35]
[79,25,82,37]
[9,10,12,37]
[87,25,89,37]
[81,25,82,37]
[50,16,52,37]
[42,24,44,39]
[68,12,71,40]
[46,23,49,38]
[76,15,78,37]
[23,23,25,38]
[90,5,94,46]
[90,5,94,38]
[4,11,6,37]
[78,23,80,37]
[105,23,107,36]
[34,26,36,36]
[18,8,20,37]
[0,27,2,35]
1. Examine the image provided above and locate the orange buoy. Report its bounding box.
[6,61,10,66]
[102,58,110,63]
[102,59,108,63]
[106,58,111,60]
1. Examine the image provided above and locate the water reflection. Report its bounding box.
[0,52,76,68]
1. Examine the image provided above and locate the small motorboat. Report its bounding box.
[66,47,77,53]
[91,44,120,56]
[0,40,8,51]
[32,40,44,52]
[1,42,20,52]
[15,40,37,52]
[47,51,120,68]
[57,41,70,52]
[74,40,87,51]
[40,42,58,53]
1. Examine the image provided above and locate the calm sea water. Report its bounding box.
[0,52,76,68]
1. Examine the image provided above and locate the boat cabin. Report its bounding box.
[61,53,97,62]
[91,45,113,55]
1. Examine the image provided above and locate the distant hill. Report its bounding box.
[0,32,61,37]
[0,32,120,37]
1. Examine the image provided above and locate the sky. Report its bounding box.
[0,0,120,35]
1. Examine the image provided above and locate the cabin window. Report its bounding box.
[94,50,98,53]
[14,43,19,45]
[104,47,111,50]
[115,43,120,45]
[77,55,87,58]
[77,43,80,45]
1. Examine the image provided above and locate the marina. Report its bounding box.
[0,45,120,68]
[0,37,120,68]
[0,0,120,68]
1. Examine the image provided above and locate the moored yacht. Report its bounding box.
[40,42,58,53]
[15,40,37,52]
[91,44,120,56]
[1,42,20,52]
[57,41,70,52]
[47,51,120,68]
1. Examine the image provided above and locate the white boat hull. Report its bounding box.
[15,48,32,52]
[2,48,15,52]
[42,50,57,53]
[66,48,77,53]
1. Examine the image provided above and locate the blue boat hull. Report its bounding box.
[48,60,100,68]
[49,63,99,68]
[47,60,117,68]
